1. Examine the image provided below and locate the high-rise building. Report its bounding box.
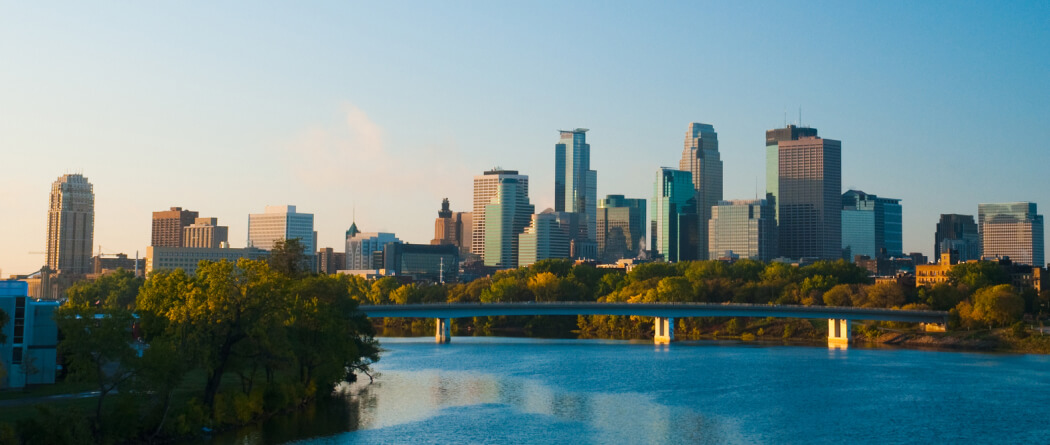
[316,247,346,274]
[679,123,722,260]
[151,207,198,247]
[596,195,647,263]
[778,136,841,260]
[346,229,401,270]
[841,190,903,260]
[518,211,572,267]
[934,214,980,261]
[765,124,818,221]
[484,175,535,269]
[978,202,1044,266]
[652,168,698,262]
[431,198,473,256]
[709,199,776,261]
[247,205,316,271]
[183,217,229,248]
[45,174,94,275]
[473,169,532,262]
[554,129,598,240]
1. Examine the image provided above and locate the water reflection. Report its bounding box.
[330,369,727,444]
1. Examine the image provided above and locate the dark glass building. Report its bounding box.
[778,136,841,260]
[934,214,979,262]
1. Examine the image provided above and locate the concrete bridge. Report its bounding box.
[358,302,949,346]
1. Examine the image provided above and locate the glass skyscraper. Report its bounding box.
[483,175,535,269]
[248,205,317,270]
[978,202,1044,266]
[679,123,722,260]
[472,169,531,259]
[778,136,841,260]
[597,195,647,263]
[709,199,776,261]
[841,190,903,260]
[518,211,572,267]
[652,168,698,262]
[554,129,597,241]
[934,214,980,261]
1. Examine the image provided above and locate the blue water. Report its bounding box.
[217,337,1050,444]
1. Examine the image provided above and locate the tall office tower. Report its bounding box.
[765,124,818,221]
[554,129,598,240]
[934,214,980,261]
[484,176,535,269]
[45,174,94,274]
[978,202,1044,266]
[709,199,776,261]
[778,136,841,260]
[679,123,722,260]
[431,198,473,256]
[182,217,229,248]
[316,247,346,274]
[248,205,316,265]
[596,195,647,263]
[151,207,198,247]
[472,169,531,259]
[346,229,401,270]
[518,211,572,267]
[841,190,903,260]
[651,168,699,262]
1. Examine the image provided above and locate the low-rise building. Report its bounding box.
[915,252,958,287]
[146,246,269,275]
[0,281,59,388]
[383,243,459,283]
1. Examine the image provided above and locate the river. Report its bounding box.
[210,337,1050,444]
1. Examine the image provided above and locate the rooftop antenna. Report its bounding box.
[799,106,802,127]
[784,108,787,127]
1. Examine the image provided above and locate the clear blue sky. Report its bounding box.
[2,1,1048,275]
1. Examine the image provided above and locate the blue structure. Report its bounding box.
[652,168,698,262]
[0,281,59,388]
[842,190,902,260]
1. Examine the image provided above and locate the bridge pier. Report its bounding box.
[828,318,850,347]
[654,317,675,344]
[435,318,452,343]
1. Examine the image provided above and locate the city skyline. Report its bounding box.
[2,2,1049,274]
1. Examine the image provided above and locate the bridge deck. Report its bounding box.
[358,302,948,324]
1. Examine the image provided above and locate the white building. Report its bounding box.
[345,224,401,270]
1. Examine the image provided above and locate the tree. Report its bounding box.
[823,284,855,307]
[137,259,287,411]
[656,277,692,303]
[971,284,1025,327]
[66,268,144,310]
[54,304,139,433]
[527,272,563,302]
[856,282,906,308]
[269,238,310,277]
[947,261,1010,291]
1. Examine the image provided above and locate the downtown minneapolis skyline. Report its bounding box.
[2,1,1049,275]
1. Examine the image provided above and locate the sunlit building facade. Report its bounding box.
[472,169,531,260]
[778,136,841,260]
[484,175,535,269]
[45,173,94,275]
[554,129,598,241]
[765,124,818,222]
[978,202,1044,266]
[679,123,722,260]
[709,199,776,261]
